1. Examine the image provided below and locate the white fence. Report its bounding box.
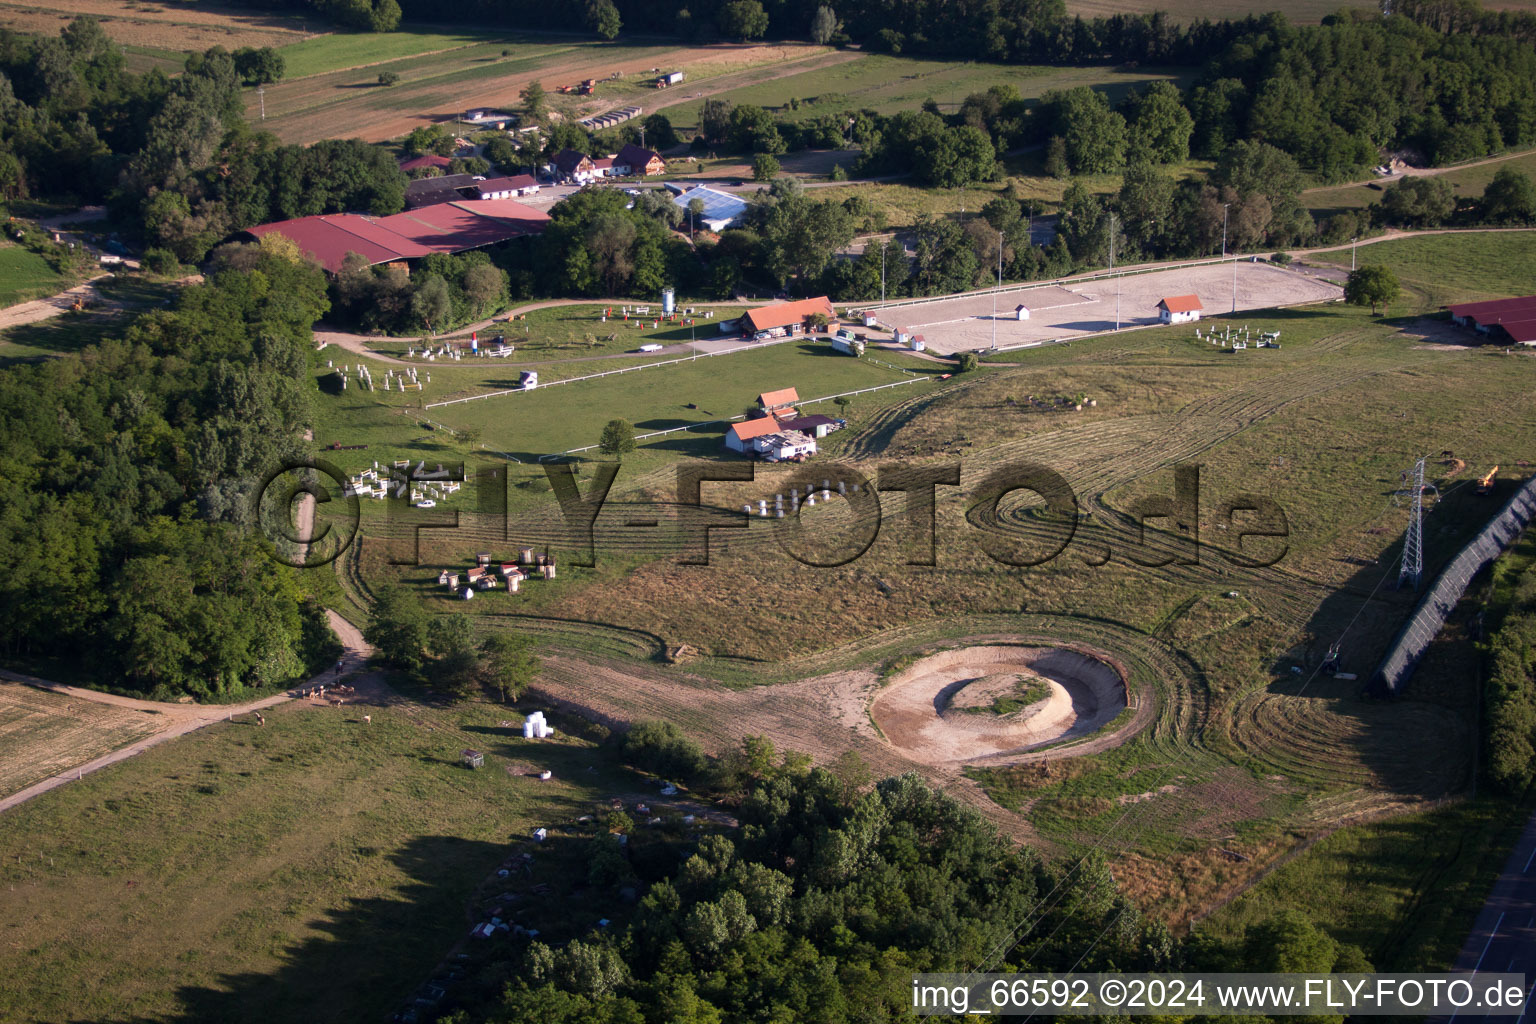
[424,335,807,409]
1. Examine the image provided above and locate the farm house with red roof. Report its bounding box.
[1156,294,1204,324]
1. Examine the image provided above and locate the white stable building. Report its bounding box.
[1157,294,1204,324]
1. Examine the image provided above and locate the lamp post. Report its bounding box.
[880,240,886,304]
[992,229,1002,349]
[258,86,265,121]
[1221,202,1230,258]
[1107,212,1121,330]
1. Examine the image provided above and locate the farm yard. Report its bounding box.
[866,261,1343,354]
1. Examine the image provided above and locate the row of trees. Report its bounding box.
[0,239,341,697]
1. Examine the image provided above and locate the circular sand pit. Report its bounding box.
[871,646,1127,764]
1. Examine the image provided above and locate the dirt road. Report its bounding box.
[0,611,372,815]
[0,276,112,331]
[1301,147,1536,194]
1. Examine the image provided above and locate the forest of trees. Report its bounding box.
[0,239,340,697]
[430,735,1369,1023]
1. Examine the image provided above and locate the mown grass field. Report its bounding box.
[315,337,935,467]
[364,303,751,362]
[253,33,828,144]
[0,243,68,309]
[0,691,658,1023]
[1310,230,1536,309]
[661,57,1194,133]
[276,26,517,79]
[1305,149,1536,219]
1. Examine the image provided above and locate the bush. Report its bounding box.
[621,720,706,781]
[377,71,400,86]
[752,153,781,182]
[142,247,179,275]
[956,352,980,372]
[1271,251,1291,264]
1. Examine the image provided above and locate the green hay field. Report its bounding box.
[1305,149,1536,220]
[1310,230,1536,308]
[661,57,1195,132]
[0,244,67,309]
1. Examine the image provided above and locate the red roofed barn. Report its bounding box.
[1447,295,1536,345]
[242,199,551,275]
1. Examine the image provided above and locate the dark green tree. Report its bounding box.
[1344,264,1401,315]
[599,418,637,457]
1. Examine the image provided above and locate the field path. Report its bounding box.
[1292,225,1536,258]
[0,275,112,331]
[643,49,866,120]
[1301,147,1536,194]
[0,611,372,815]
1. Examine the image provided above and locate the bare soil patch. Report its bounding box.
[870,645,1127,764]
[0,0,315,51]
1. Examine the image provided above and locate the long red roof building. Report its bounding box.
[242,199,550,274]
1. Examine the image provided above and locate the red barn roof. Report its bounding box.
[244,200,550,274]
[1157,294,1203,313]
[729,417,784,442]
[399,153,453,172]
[756,387,799,409]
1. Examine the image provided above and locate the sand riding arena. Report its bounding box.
[866,262,1344,355]
[870,645,1129,765]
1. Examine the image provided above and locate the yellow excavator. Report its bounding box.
[1477,466,1499,495]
